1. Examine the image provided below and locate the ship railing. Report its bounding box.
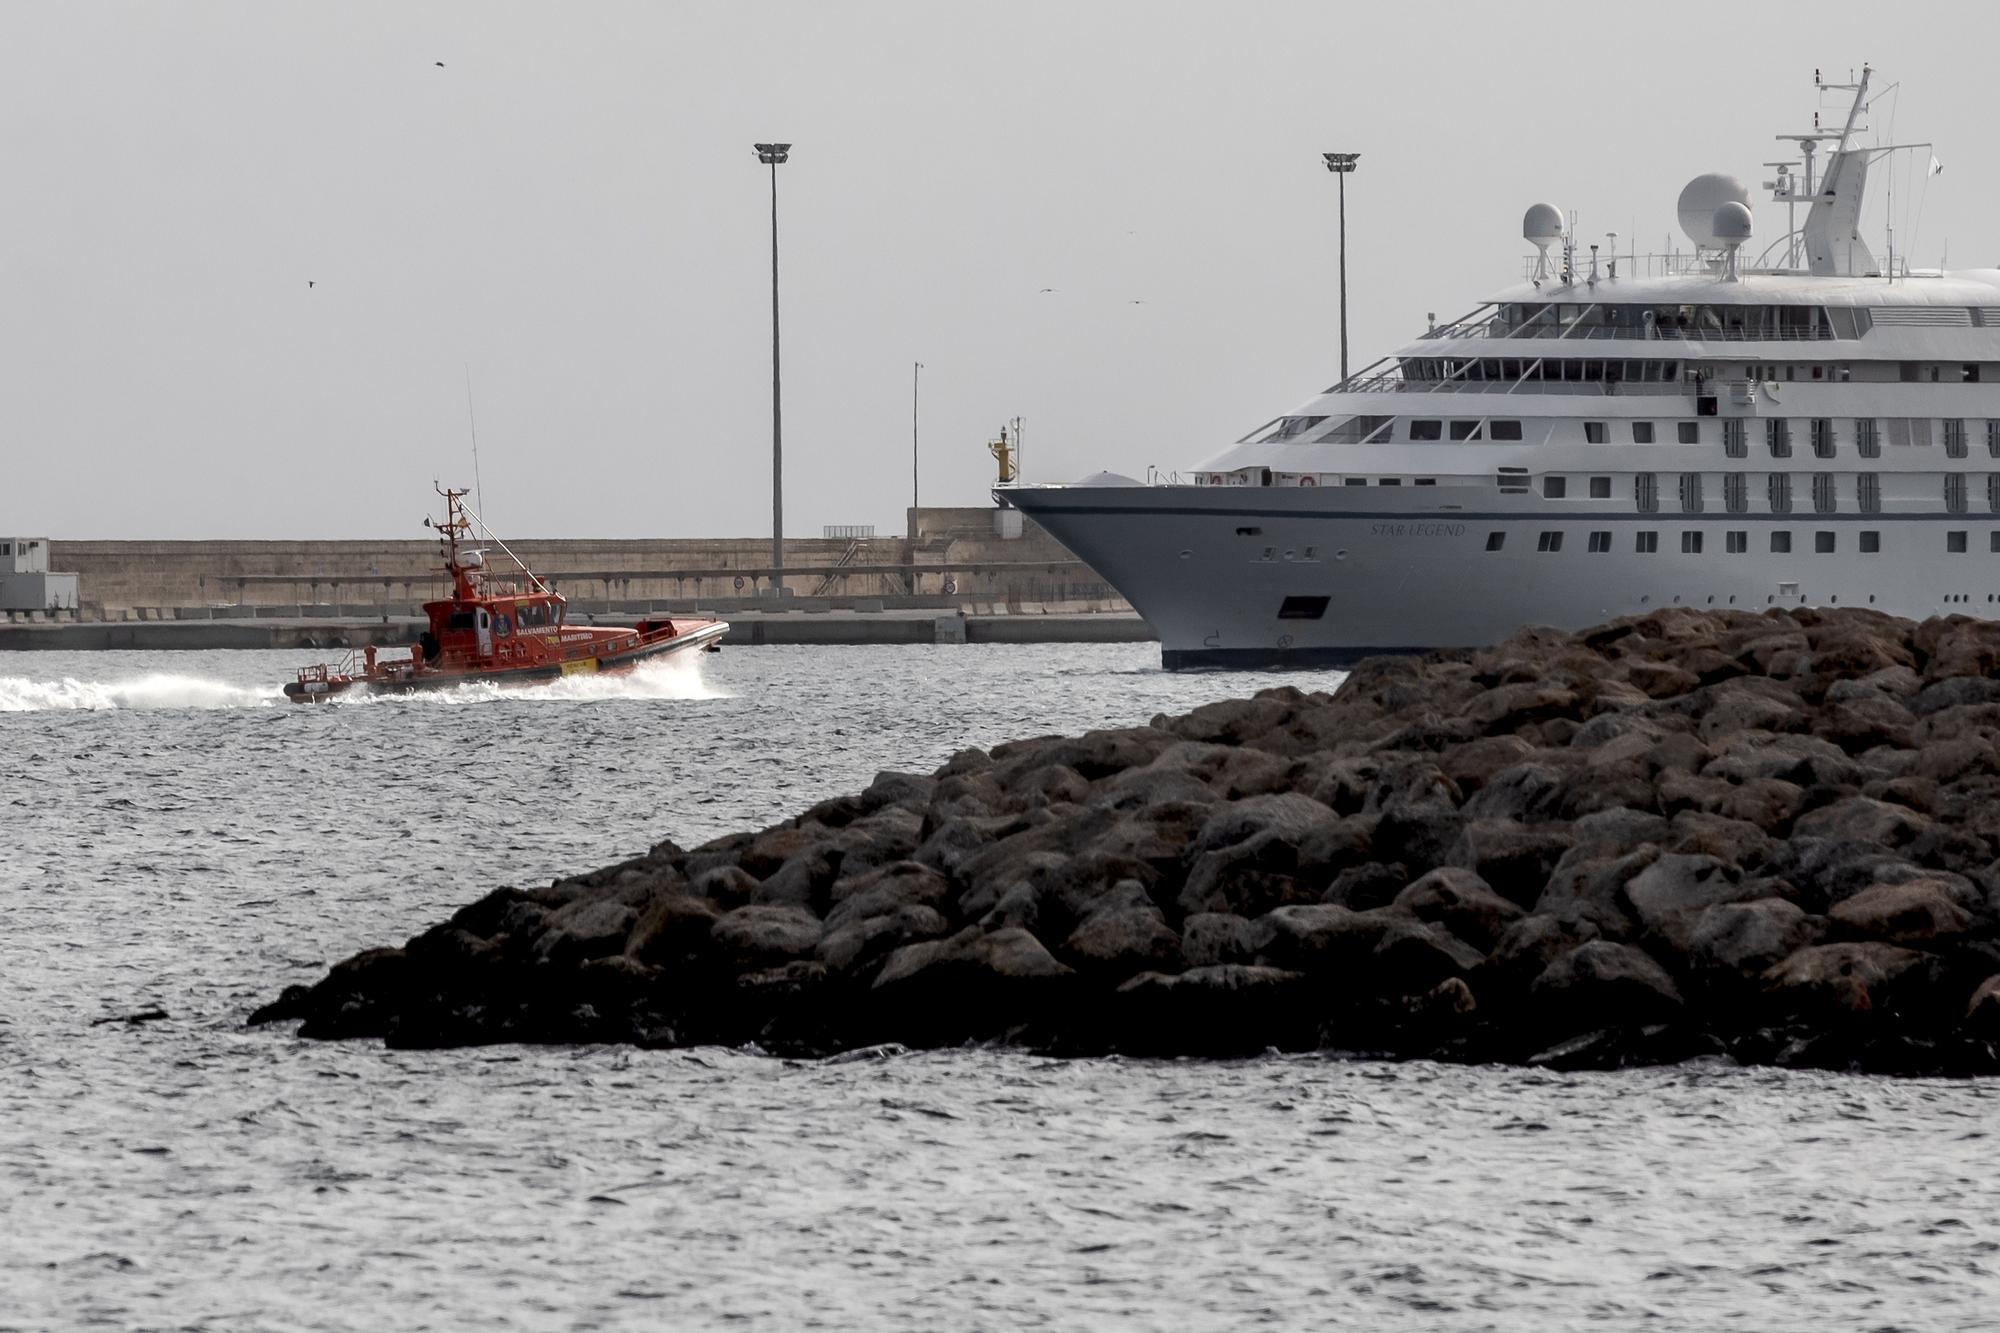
[1480,324,1835,342]
[1414,379,1688,396]
[1515,251,1749,282]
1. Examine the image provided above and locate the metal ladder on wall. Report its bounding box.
[811,540,864,597]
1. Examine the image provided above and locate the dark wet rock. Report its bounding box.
[1393,867,1523,951]
[1685,898,1820,981]
[816,905,950,977]
[710,904,822,970]
[1792,796,1932,848]
[624,893,720,968]
[1180,912,1257,968]
[259,607,2000,1073]
[1761,941,1934,1022]
[690,864,758,909]
[1443,819,1574,908]
[1962,974,2000,1037]
[1530,940,1683,1033]
[1063,894,1182,974]
[1827,879,1974,945]
[1319,860,1409,911]
[1111,966,1313,1055]
[534,899,639,965]
[1533,844,1659,939]
[1569,807,1672,854]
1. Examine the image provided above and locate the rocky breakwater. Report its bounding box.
[256,607,2000,1073]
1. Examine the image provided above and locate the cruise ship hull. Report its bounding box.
[1007,485,1993,669]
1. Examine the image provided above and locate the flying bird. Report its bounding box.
[307,280,315,289]
[435,61,445,67]
[1038,287,1058,293]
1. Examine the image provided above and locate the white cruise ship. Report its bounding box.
[1006,68,2000,668]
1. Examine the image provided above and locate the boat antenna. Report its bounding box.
[463,363,488,541]
[457,494,550,595]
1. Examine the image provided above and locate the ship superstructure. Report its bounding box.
[1008,67,2000,667]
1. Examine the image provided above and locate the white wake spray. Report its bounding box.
[0,673,283,712]
[330,651,727,707]
[0,650,724,713]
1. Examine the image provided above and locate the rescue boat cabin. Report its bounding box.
[413,494,577,669]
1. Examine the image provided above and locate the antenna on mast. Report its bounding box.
[463,364,487,543]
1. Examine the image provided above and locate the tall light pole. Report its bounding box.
[911,361,923,515]
[755,142,791,573]
[1322,152,1359,385]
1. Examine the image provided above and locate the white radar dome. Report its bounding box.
[1711,200,1754,244]
[1677,173,1751,248]
[1522,202,1564,245]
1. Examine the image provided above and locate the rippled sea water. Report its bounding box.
[5,644,1998,1330]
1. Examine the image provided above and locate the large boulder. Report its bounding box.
[1393,867,1523,950]
[1529,940,1684,1033]
[1827,879,1974,945]
[1685,898,1820,983]
[1063,891,1183,975]
[1761,941,1933,1022]
[710,904,823,970]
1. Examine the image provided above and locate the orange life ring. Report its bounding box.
[1299,475,1318,487]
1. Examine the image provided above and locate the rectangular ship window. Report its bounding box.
[1632,422,1656,444]
[1537,532,1563,552]
[1679,422,1700,444]
[1485,532,1506,551]
[1636,531,1659,553]
[1861,531,1881,554]
[1771,531,1793,553]
[1235,527,1263,536]
[1543,477,1567,499]
[1409,420,1443,441]
[1344,477,1367,486]
[1488,420,1524,441]
[1726,531,1748,553]
[1949,531,1969,554]
[1991,532,2000,553]
[1450,421,1484,441]
[1585,421,1608,444]
[1682,531,1704,554]
[1589,476,1611,498]
[1277,596,1330,620]
[1815,531,1836,554]
[1587,531,1611,552]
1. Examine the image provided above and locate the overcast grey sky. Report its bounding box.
[4,1,1997,539]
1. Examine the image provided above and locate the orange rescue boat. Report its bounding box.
[284,486,727,702]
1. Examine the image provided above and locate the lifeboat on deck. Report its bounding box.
[283,486,727,702]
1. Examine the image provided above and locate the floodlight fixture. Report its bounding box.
[1322,151,1360,174]
[755,142,791,165]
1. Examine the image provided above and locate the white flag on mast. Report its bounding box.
[1929,153,1945,176]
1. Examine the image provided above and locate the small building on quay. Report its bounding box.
[2,537,81,616]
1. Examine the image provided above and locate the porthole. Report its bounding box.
[1706,595,1715,604]
[1179,549,1193,559]
[1334,549,1348,560]
[1767,595,1775,604]
[1869,595,1876,603]
[1830,595,1838,604]
[1728,595,1736,604]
